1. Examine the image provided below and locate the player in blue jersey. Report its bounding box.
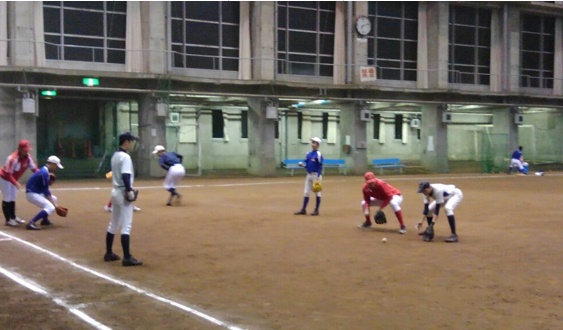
[24,156,64,230]
[152,145,186,206]
[507,146,528,175]
[294,137,323,216]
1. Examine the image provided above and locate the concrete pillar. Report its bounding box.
[352,1,369,84]
[247,98,277,176]
[492,107,518,169]
[506,6,520,91]
[0,88,37,164]
[251,2,275,80]
[7,2,35,66]
[420,103,448,173]
[426,2,449,89]
[553,18,563,95]
[140,2,167,73]
[137,94,166,177]
[416,2,429,89]
[490,9,502,92]
[339,103,368,175]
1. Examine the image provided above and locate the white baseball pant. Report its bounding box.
[302,172,321,197]
[107,188,133,235]
[427,188,463,216]
[1,178,18,202]
[25,193,58,214]
[361,194,403,212]
[163,164,186,190]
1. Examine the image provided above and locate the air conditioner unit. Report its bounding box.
[360,109,371,122]
[266,106,278,120]
[514,114,523,125]
[410,118,421,128]
[156,103,168,117]
[22,98,36,114]
[169,112,180,124]
[442,112,452,123]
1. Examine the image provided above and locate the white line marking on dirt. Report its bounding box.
[0,238,12,242]
[0,266,111,330]
[0,231,245,330]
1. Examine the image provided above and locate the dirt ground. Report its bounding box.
[0,172,561,330]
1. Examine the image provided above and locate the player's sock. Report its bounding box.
[447,215,456,235]
[301,197,309,211]
[2,201,9,221]
[314,196,321,211]
[395,210,405,226]
[121,234,131,259]
[29,210,48,223]
[107,201,112,208]
[426,217,433,225]
[168,188,177,196]
[7,201,16,219]
[364,214,371,222]
[105,232,115,254]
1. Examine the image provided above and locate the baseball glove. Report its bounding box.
[49,173,56,186]
[55,205,68,217]
[423,223,435,241]
[124,189,139,202]
[374,210,387,224]
[312,180,322,193]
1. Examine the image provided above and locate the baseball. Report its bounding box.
[381,237,387,243]
[298,162,304,166]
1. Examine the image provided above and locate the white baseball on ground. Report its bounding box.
[381,237,387,243]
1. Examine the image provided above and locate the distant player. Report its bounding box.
[24,156,64,230]
[416,181,462,243]
[104,132,142,267]
[152,145,186,206]
[358,172,406,234]
[294,137,323,216]
[1,139,39,227]
[507,146,528,175]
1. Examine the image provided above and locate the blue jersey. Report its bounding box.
[511,149,522,160]
[158,152,183,171]
[26,166,51,196]
[303,150,323,175]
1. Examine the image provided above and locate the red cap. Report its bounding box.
[18,139,31,152]
[364,171,376,181]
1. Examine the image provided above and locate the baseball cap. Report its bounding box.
[152,145,166,154]
[364,171,376,181]
[47,155,64,169]
[417,181,430,193]
[118,132,139,145]
[18,139,32,152]
[311,137,322,145]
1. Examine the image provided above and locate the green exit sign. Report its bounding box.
[41,90,57,96]
[82,77,99,86]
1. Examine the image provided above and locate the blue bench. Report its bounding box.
[282,159,348,176]
[282,159,304,176]
[371,158,405,175]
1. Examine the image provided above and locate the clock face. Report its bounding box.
[356,16,371,36]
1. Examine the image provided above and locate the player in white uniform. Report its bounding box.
[104,132,142,267]
[416,181,463,243]
[152,145,186,206]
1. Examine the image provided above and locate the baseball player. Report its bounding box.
[152,145,186,206]
[358,172,407,234]
[294,137,323,216]
[1,139,39,227]
[416,181,462,243]
[507,146,528,175]
[24,156,64,230]
[104,132,142,267]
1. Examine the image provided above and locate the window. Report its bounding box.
[322,112,329,139]
[170,2,240,71]
[394,114,403,139]
[372,114,381,139]
[367,2,418,81]
[277,1,335,76]
[43,1,127,63]
[212,110,224,138]
[417,128,421,140]
[448,5,491,85]
[241,110,248,139]
[520,14,554,88]
[275,121,279,139]
[297,112,303,139]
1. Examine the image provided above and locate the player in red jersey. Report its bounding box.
[0,140,39,226]
[358,172,407,234]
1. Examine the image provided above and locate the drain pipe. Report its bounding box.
[346,1,353,84]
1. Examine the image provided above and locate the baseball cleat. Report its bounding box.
[104,252,121,262]
[423,235,432,242]
[122,256,143,267]
[294,209,306,215]
[310,210,319,216]
[14,217,26,224]
[445,234,459,243]
[26,222,41,230]
[104,205,112,213]
[5,219,18,227]
[133,206,141,212]
[358,221,372,228]
[399,225,407,234]
[40,219,52,226]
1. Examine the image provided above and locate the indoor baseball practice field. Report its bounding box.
[1,173,561,330]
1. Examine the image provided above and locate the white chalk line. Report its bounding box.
[0,231,245,330]
[0,265,111,330]
[0,237,12,242]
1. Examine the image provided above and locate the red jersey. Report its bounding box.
[0,151,38,186]
[363,178,401,209]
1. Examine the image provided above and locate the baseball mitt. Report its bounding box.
[49,173,56,186]
[374,210,387,224]
[124,189,139,202]
[312,180,322,193]
[55,205,68,217]
[423,223,435,241]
